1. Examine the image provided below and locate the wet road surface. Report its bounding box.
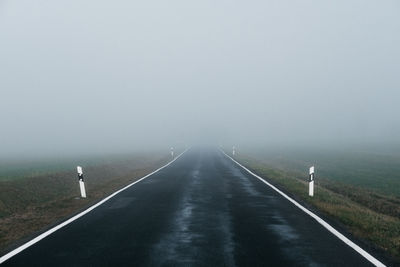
[3,148,375,266]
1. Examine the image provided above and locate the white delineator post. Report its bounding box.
[232,146,236,156]
[309,166,315,197]
[170,147,174,158]
[77,166,87,198]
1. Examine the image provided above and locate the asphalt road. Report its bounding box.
[3,147,375,266]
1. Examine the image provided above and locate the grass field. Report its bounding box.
[0,151,173,254]
[240,144,400,197]
[232,144,400,263]
[0,151,169,181]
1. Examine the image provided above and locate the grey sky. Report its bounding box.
[1,0,399,156]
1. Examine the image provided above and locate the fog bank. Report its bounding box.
[1,0,399,156]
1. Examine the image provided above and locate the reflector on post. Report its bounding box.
[170,147,174,158]
[77,166,83,176]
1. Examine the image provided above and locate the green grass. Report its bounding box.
[241,145,400,197]
[0,151,169,181]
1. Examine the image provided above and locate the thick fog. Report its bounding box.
[1,0,399,157]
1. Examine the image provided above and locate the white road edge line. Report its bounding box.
[220,150,386,267]
[0,149,189,264]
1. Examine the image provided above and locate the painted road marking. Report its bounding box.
[0,149,189,264]
[221,150,385,267]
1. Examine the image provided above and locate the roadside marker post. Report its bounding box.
[77,166,87,198]
[232,146,236,156]
[309,166,315,197]
[171,147,174,158]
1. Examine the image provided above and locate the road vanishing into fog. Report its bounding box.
[3,148,377,266]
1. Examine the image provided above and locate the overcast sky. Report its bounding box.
[0,0,399,156]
